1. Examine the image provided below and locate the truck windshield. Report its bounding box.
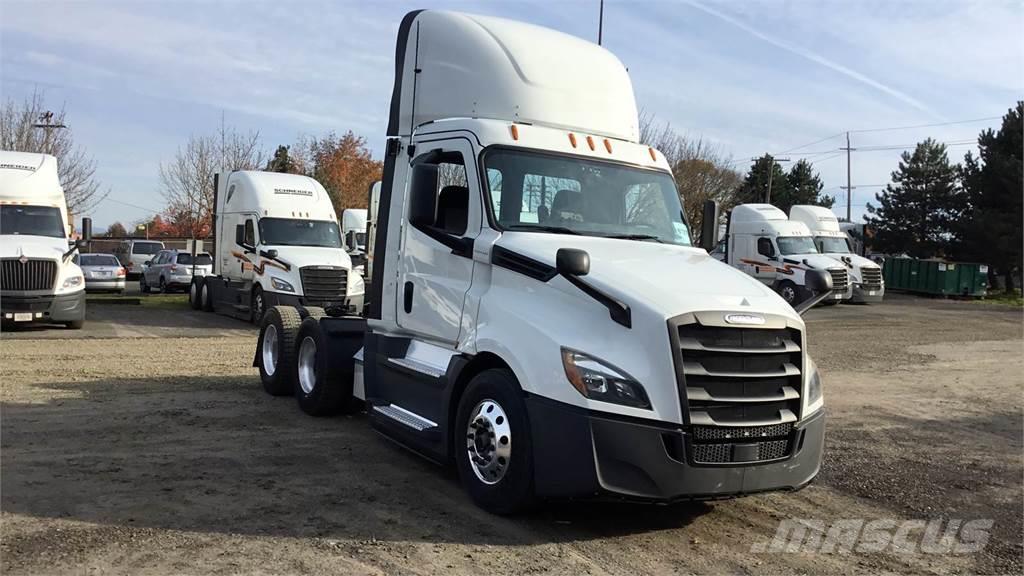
[777,236,818,255]
[259,218,342,248]
[816,236,851,254]
[483,149,692,246]
[0,205,65,238]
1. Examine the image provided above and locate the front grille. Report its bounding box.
[1,259,57,291]
[828,268,849,292]
[299,266,348,307]
[860,267,882,288]
[670,316,803,465]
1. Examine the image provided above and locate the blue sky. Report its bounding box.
[2,0,1021,229]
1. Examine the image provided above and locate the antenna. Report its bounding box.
[598,0,604,45]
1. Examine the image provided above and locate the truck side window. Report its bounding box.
[757,237,775,259]
[244,219,255,246]
[409,152,470,236]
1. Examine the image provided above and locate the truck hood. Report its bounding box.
[261,245,353,270]
[820,252,880,270]
[0,235,68,262]
[496,233,798,320]
[782,253,845,271]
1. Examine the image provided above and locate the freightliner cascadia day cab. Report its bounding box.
[189,170,363,323]
[713,204,851,307]
[252,10,831,513]
[789,205,884,303]
[0,151,92,329]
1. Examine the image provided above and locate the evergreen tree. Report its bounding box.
[783,159,834,213]
[959,102,1023,291]
[736,154,791,206]
[865,138,964,258]
[265,145,300,174]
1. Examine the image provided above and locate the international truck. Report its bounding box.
[251,10,831,513]
[711,204,851,307]
[189,170,363,322]
[1,151,92,329]
[790,205,884,303]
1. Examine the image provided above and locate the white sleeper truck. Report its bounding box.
[714,204,851,307]
[1,151,91,329]
[190,170,363,322]
[790,205,884,303]
[341,208,368,259]
[252,10,830,513]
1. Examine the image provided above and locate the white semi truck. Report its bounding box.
[341,208,368,258]
[252,10,830,513]
[189,170,363,322]
[1,151,92,329]
[712,204,851,307]
[790,205,884,303]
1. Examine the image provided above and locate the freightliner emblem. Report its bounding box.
[724,313,765,326]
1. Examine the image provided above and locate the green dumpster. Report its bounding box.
[882,258,989,297]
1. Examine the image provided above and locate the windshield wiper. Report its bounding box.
[504,224,581,235]
[602,233,665,243]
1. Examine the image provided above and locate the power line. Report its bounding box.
[849,116,1000,134]
[99,197,164,214]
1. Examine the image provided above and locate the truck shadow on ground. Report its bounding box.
[1,375,711,546]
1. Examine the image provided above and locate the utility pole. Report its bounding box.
[765,156,791,204]
[32,111,66,150]
[840,131,854,221]
[598,0,604,45]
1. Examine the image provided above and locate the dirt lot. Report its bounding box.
[1,297,1021,575]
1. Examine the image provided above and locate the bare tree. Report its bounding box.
[1,90,107,214]
[639,111,742,243]
[160,122,265,237]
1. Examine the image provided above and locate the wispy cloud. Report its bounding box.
[683,0,936,117]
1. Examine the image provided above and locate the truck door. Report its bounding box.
[397,138,480,345]
[753,236,778,285]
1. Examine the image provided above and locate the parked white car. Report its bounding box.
[75,253,127,293]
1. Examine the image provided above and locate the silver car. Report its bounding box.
[76,253,127,294]
[141,250,214,293]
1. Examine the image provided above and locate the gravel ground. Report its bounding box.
[1,297,1021,575]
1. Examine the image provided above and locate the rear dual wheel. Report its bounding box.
[257,306,302,396]
[294,316,353,416]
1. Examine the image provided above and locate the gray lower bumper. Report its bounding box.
[1,290,86,323]
[528,397,825,501]
[851,284,884,303]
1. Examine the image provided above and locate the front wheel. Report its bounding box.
[454,368,535,514]
[140,275,150,294]
[251,285,266,325]
[778,280,808,306]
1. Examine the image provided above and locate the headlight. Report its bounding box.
[561,349,650,409]
[804,356,823,415]
[62,276,84,289]
[270,276,295,292]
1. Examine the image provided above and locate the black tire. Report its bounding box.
[65,319,85,330]
[159,277,168,294]
[454,368,535,514]
[778,280,808,306]
[299,306,326,321]
[189,278,203,310]
[200,281,214,312]
[140,275,150,294]
[293,317,352,416]
[251,284,266,325]
[257,306,302,396]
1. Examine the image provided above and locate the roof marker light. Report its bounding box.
[568,133,577,148]
[604,139,613,153]
[586,136,595,151]
[649,147,657,161]
[510,124,519,140]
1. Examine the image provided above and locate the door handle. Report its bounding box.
[403,281,414,313]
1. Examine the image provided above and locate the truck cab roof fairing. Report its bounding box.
[386,10,639,142]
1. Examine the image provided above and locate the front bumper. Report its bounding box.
[527,396,825,501]
[262,290,364,315]
[851,284,884,303]
[1,290,86,323]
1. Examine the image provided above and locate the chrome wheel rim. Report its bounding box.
[298,336,317,394]
[781,286,796,303]
[262,324,278,376]
[466,399,511,485]
[201,284,209,307]
[189,282,197,304]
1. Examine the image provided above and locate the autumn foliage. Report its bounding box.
[297,131,382,212]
